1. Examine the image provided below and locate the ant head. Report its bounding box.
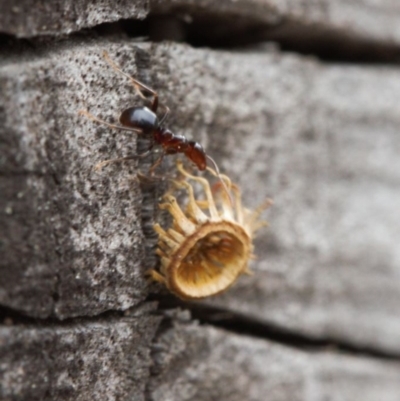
[119,106,158,133]
[185,141,207,170]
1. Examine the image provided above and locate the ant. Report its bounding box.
[80,52,225,183]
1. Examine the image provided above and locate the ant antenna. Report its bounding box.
[206,155,233,207]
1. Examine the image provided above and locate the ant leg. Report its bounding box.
[95,156,140,171]
[149,153,165,175]
[95,144,155,171]
[158,105,170,126]
[103,51,172,116]
[79,109,142,134]
[103,51,159,112]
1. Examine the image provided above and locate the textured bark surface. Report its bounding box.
[1,0,400,400]
[0,42,156,319]
[2,0,400,52]
[151,0,400,44]
[0,0,148,37]
[182,47,400,354]
[149,315,400,401]
[0,305,160,401]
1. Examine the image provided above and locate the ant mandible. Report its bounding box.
[80,52,223,179]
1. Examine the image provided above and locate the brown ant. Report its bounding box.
[80,52,225,184]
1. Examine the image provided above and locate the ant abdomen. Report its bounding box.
[119,106,158,133]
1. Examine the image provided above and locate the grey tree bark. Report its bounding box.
[1,1,400,400]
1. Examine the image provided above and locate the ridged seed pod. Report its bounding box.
[149,161,272,300]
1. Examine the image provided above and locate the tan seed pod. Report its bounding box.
[148,161,272,300]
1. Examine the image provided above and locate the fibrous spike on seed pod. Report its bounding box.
[171,178,209,224]
[176,160,220,220]
[158,195,197,236]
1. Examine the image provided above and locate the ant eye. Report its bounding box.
[148,161,272,299]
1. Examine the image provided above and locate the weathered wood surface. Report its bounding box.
[3,309,400,401]
[0,305,160,401]
[0,42,156,319]
[2,40,400,354]
[2,0,400,51]
[188,46,400,354]
[2,1,400,399]
[0,0,147,37]
[149,315,400,401]
[151,0,400,45]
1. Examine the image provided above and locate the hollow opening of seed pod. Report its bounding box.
[171,225,250,298]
